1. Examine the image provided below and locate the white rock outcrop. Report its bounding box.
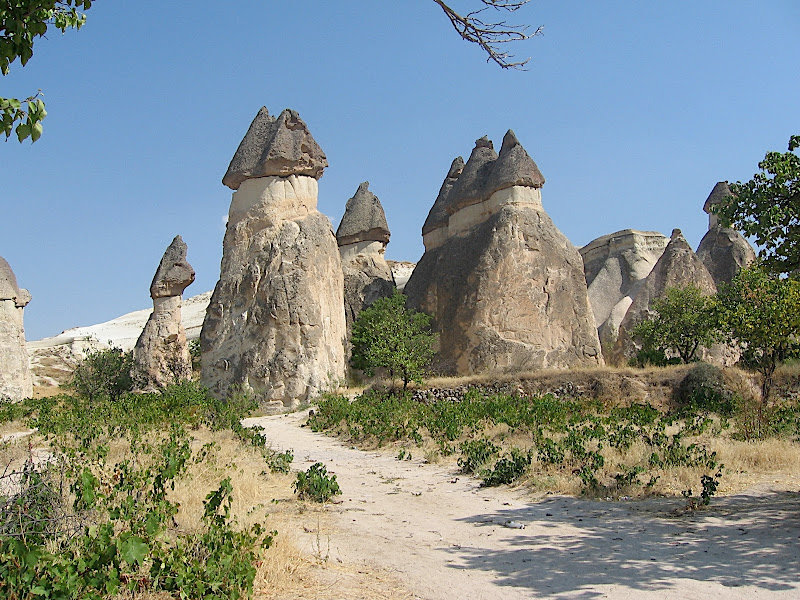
[405,131,603,375]
[0,257,32,401]
[201,108,346,407]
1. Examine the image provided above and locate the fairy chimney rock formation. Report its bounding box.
[0,257,32,401]
[580,229,670,352]
[405,131,603,375]
[133,236,195,390]
[613,229,718,363]
[336,182,395,335]
[202,107,345,407]
[696,182,756,286]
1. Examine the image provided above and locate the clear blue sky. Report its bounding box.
[3,1,798,341]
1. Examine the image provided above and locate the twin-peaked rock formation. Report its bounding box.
[201,108,345,407]
[133,235,195,390]
[0,257,32,400]
[336,182,395,337]
[406,131,603,374]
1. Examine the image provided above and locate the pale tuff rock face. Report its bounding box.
[406,132,602,375]
[222,108,328,190]
[696,182,756,286]
[202,108,345,407]
[422,131,545,251]
[612,229,719,364]
[579,229,670,352]
[133,236,195,390]
[336,182,395,341]
[0,256,32,401]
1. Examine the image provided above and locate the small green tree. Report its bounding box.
[350,290,437,391]
[632,285,721,365]
[717,265,800,403]
[69,346,134,402]
[713,134,800,275]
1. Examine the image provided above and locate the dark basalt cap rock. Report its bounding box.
[703,181,733,214]
[222,107,328,190]
[484,129,545,195]
[150,235,196,299]
[446,136,499,213]
[336,182,391,246]
[0,256,30,307]
[422,156,465,236]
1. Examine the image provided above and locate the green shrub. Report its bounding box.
[480,448,532,487]
[458,438,500,474]
[68,346,134,402]
[675,362,734,415]
[293,463,341,502]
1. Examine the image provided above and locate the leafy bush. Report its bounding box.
[458,438,499,474]
[293,463,341,503]
[68,346,134,401]
[675,363,734,415]
[480,448,532,487]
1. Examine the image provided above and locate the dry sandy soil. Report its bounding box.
[246,410,800,600]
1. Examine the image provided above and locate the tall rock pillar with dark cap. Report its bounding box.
[336,181,395,339]
[133,235,195,390]
[201,108,346,407]
[405,130,603,374]
[0,257,32,401]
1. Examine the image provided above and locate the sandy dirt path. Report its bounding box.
[245,411,800,600]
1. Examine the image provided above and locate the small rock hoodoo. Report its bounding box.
[405,131,603,374]
[0,257,33,401]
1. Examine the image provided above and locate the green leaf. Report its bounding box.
[120,536,149,566]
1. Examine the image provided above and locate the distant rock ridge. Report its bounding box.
[406,131,602,375]
[580,229,670,352]
[696,181,756,286]
[336,182,395,343]
[133,235,195,391]
[202,107,345,407]
[222,107,328,190]
[422,130,545,251]
[0,256,32,400]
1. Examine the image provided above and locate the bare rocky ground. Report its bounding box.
[246,410,800,600]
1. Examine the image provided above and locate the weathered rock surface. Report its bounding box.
[202,108,345,407]
[388,261,416,292]
[0,257,32,401]
[406,132,602,375]
[133,236,195,390]
[222,108,328,190]
[580,230,669,352]
[337,182,395,336]
[612,229,718,364]
[696,182,756,286]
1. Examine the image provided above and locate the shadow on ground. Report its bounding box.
[447,490,800,597]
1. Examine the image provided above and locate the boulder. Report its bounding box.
[696,182,756,286]
[202,108,345,407]
[580,229,669,352]
[336,182,395,337]
[405,132,603,375]
[133,236,195,390]
[0,257,32,401]
[612,229,718,364]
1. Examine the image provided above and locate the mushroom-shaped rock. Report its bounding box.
[0,256,32,401]
[222,107,328,190]
[336,182,390,246]
[134,236,195,390]
[446,136,498,213]
[484,129,545,196]
[150,235,196,299]
[422,156,465,236]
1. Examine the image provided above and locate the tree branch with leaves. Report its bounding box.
[432,0,541,69]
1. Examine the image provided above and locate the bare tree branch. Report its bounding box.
[432,0,542,69]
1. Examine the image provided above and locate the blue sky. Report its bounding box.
[3,1,799,341]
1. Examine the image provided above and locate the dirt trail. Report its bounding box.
[246,411,800,600]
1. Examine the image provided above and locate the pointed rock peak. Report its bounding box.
[222,107,328,190]
[336,182,390,246]
[150,235,196,299]
[671,228,684,240]
[703,181,733,214]
[475,136,494,150]
[0,256,30,307]
[447,156,465,179]
[486,129,545,195]
[422,156,465,235]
